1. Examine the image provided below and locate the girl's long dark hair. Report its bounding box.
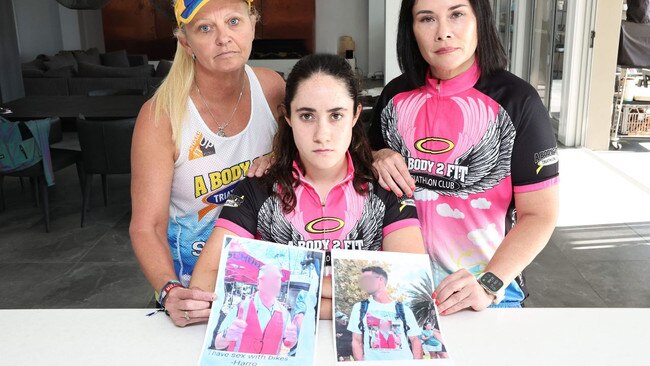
[262,54,375,213]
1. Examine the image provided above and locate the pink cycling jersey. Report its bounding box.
[369,62,559,303]
[216,153,420,272]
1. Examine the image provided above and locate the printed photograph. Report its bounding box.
[331,250,452,365]
[198,236,324,366]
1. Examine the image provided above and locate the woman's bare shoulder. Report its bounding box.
[252,67,286,117]
[252,67,285,95]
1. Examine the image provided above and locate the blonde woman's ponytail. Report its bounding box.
[151,36,195,150]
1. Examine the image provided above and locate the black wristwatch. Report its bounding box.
[477,272,505,305]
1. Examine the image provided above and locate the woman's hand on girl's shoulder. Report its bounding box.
[247,153,274,178]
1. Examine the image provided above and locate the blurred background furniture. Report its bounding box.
[0,117,82,232]
[88,89,146,97]
[76,115,135,227]
[1,95,147,121]
[21,48,168,97]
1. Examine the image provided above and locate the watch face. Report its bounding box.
[480,272,504,293]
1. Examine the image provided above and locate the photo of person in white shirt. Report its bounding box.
[346,266,422,361]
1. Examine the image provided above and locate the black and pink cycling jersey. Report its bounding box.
[369,62,559,303]
[216,153,420,272]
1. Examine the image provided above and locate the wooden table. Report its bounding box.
[0,308,648,365]
[1,95,148,120]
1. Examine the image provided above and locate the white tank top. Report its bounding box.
[168,65,277,285]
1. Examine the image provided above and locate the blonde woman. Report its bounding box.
[130,0,284,327]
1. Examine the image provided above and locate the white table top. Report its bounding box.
[0,308,648,365]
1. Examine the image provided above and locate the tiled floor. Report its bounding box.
[1,146,649,309]
[525,144,650,307]
[0,171,154,309]
[524,222,650,308]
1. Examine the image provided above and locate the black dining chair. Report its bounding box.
[0,117,83,232]
[76,115,135,227]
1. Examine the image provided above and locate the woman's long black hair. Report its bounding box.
[262,54,375,213]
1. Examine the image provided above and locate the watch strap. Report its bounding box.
[477,273,506,305]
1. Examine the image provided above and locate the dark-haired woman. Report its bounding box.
[370,0,559,312]
[190,54,426,319]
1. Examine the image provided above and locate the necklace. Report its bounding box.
[195,74,246,137]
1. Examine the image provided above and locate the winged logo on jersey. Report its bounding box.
[381,98,412,159]
[381,98,515,197]
[257,191,305,245]
[450,107,515,195]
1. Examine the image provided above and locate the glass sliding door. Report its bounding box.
[493,0,514,63]
[494,0,584,144]
[528,0,556,110]
[492,0,533,81]
[529,0,568,130]
[549,0,567,122]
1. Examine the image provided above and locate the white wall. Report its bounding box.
[12,0,64,61]
[584,0,624,150]
[315,0,369,77]
[59,5,82,51]
[367,0,385,78]
[77,9,105,52]
[12,0,105,62]
[384,0,401,84]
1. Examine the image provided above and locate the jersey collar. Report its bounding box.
[425,61,481,96]
[292,151,355,187]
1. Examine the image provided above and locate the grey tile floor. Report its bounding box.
[0,166,154,309]
[525,223,650,307]
[1,163,649,309]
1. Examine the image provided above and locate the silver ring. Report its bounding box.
[184,311,190,321]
